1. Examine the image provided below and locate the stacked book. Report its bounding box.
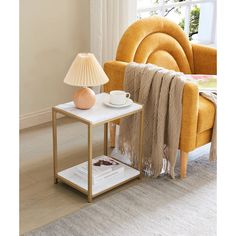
[75,155,124,185]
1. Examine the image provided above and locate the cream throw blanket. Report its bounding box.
[119,63,185,178]
[119,63,217,179]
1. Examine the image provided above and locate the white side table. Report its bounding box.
[52,93,144,202]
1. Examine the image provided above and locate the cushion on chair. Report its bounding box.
[197,96,216,133]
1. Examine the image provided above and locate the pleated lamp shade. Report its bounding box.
[64,53,109,87]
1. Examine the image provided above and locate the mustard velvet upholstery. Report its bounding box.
[103,16,217,153]
[192,44,217,75]
[197,96,216,134]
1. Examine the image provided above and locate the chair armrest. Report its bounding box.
[179,82,199,152]
[192,44,217,75]
[103,61,128,92]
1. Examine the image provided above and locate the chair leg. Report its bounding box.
[109,122,116,148]
[180,151,188,178]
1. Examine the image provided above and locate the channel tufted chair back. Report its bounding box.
[116,16,194,74]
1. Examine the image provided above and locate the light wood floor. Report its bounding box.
[20,117,210,235]
[20,117,139,235]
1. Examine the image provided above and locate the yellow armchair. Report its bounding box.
[103,16,217,178]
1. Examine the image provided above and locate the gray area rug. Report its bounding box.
[25,154,216,236]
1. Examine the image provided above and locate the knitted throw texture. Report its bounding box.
[119,63,217,178]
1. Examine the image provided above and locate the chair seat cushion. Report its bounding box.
[197,96,216,133]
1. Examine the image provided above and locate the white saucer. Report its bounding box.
[103,98,133,108]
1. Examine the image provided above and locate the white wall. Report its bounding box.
[20,0,90,128]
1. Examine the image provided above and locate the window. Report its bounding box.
[137,0,216,45]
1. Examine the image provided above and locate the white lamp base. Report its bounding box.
[73,88,96,109]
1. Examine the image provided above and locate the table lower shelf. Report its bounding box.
[57,156,140,197]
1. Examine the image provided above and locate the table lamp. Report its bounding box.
[64,53,109,109]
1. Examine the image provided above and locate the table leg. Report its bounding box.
[104,123,108,156]
[88,124,93,203]
[52,109,58,184]
[138,110,144,178]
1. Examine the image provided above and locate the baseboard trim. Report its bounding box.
[20,107,64,130]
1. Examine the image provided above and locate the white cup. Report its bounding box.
[109,90,131,105]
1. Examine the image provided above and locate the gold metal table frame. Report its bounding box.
[52,105,144,203]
